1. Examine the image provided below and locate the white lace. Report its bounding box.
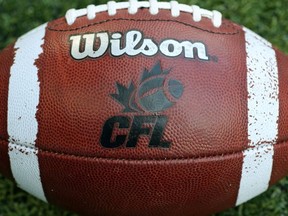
[65,0,222,28]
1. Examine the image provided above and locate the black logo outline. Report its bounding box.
[100,62,184,149]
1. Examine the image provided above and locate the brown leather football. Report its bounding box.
[0,1,287,215]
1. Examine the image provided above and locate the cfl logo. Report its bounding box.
[100,115,170,148]
[100,62,184,149]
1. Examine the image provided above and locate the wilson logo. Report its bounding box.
[69,30,210,60]
[100,62,184,149]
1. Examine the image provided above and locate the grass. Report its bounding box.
[0,0,288,215]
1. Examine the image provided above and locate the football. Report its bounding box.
[0,0,287,215]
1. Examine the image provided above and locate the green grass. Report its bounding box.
[0,0,288,215]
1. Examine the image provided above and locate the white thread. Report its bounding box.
[65,0,222,28]
[107,1,117,16]
[149,0,159,15]
[212,10,222,28]
[170,1,180,17]
[191,5,201,22]
[128,0,138,14]
[87,5,97,20]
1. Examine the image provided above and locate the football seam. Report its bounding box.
[48,18,239,35]
[47,18,274,49]
[3,18,278,162]
[2,138,287,161]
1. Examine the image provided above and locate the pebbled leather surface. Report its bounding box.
[270,49,288,186]
[39,147,243,216]
[1,7,288,216]
[36,9,248,160]
[0,44,14,180]
[34,9,248,215]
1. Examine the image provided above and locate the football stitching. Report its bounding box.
[48,18,275,58]
[47,18,275,50]
[65,1,223,27]
[2,138,287,161]
[47,18,239,35]
[2,13,277,162]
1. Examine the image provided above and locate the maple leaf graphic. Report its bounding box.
[141,61,171,82]
[110,82,139,112]
[110,61,182,113]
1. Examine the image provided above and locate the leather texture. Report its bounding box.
[0,7,288,216]
[0,44,14,180]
